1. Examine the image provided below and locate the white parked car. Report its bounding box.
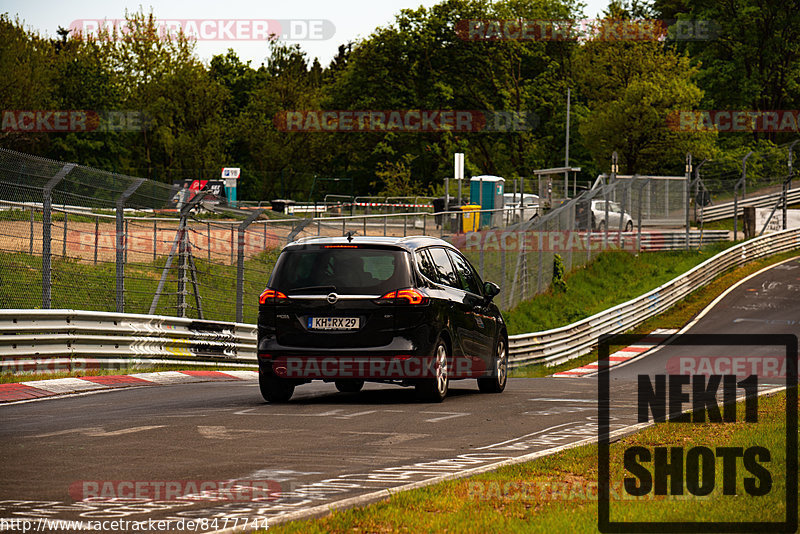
[590,200,633,232]
[503,193,539,223]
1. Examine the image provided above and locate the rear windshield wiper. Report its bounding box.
[288,285,337,294]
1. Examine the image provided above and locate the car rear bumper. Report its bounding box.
[259,355,488,380]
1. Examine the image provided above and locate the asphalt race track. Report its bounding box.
[1,256,798,531]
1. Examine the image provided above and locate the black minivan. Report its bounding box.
[257,235,507,402]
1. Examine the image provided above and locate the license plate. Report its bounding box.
[307,317,360,330]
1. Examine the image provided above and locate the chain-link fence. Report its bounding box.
[0,149,305,324]
[696,141,799,217]
[2,148,725,320]
[447,177,682,310]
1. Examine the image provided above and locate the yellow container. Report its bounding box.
[460,204,481,232]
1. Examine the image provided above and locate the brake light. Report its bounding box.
[380,288,428,305]
[259,288,288,304]
[323,245,359,248]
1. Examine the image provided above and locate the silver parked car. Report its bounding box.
[503,193,539,223]
[590,200,633,232]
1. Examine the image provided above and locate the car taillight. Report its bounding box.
[379,288,428,305]
[259,288,288,304]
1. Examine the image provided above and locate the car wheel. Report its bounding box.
[478,337,508,393]
[598,220,606,232]
[416,340,449,402]
[259,369,294,403]
[625,220,633,232]
[335,379,364,393]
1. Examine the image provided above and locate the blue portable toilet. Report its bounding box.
[470,175,505,228]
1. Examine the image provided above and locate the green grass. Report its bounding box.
[503,242,734,335]
[261,391,796,533]
[512,248,800,378]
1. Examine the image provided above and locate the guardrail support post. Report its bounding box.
[237,209,264,323]
[116,178,146,313]
[42,163,74,309]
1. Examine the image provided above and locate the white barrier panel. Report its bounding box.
[756,208,800,234]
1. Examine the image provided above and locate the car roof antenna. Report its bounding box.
[345,231,357,242]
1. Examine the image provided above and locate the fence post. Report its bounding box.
[685,153,692,249]
[94,216,99,265]
[177,221,187,317]
[42,163,74,309]
[237,210,264,323]
[116,178,146,313]
[636,177,648,254]
[734,151,753,241]
[787,141,798,230]
[29,207,34,255]
[61,211,67,257]
[153,220,157,262]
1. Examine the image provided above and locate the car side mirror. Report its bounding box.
[483,281,500,302]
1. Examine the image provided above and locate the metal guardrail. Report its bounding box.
[0,310,256,370]
[699,187,800,222]
[1,228,796,374]
[639,230,729,250]
[507,227,800,368]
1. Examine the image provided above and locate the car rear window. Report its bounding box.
[269,246,412,294]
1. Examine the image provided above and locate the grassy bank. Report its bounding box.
[261,391,795,533]
[522,248,800,378]
[504,242,733,335]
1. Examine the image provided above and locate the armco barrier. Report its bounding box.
[0,310,257,370]
[699,187,800,222]
[508,227,800,368]
[0,228,798,374]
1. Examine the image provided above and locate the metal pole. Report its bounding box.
[29,207,34,255]
[62,211,67,257]
[177,221,187,317]
[786,141,798,230]
[734,151,753,241]
[116,178,145,313]
[153,220,157,262]
[42,163,74,309]
[94,217,99,265]
[237,209,264,323]
[685,154,692,249]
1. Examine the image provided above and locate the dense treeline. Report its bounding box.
[1,0,798,201]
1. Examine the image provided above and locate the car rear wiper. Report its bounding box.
[289,285,337,294]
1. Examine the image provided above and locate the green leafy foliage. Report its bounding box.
[1,1,797,200]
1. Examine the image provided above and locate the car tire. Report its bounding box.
[625,220,633,232]
[335,379,364,393]
[259,369,294,403]
[478,337,508,393]
[416,339,449,403]
[598,220,606,232]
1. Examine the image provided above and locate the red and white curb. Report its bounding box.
[550,329,678,378]
[0,370,258,403]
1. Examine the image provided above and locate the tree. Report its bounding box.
[662,0,800,145]
[574,24,715,174]
[0,14,56,153]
